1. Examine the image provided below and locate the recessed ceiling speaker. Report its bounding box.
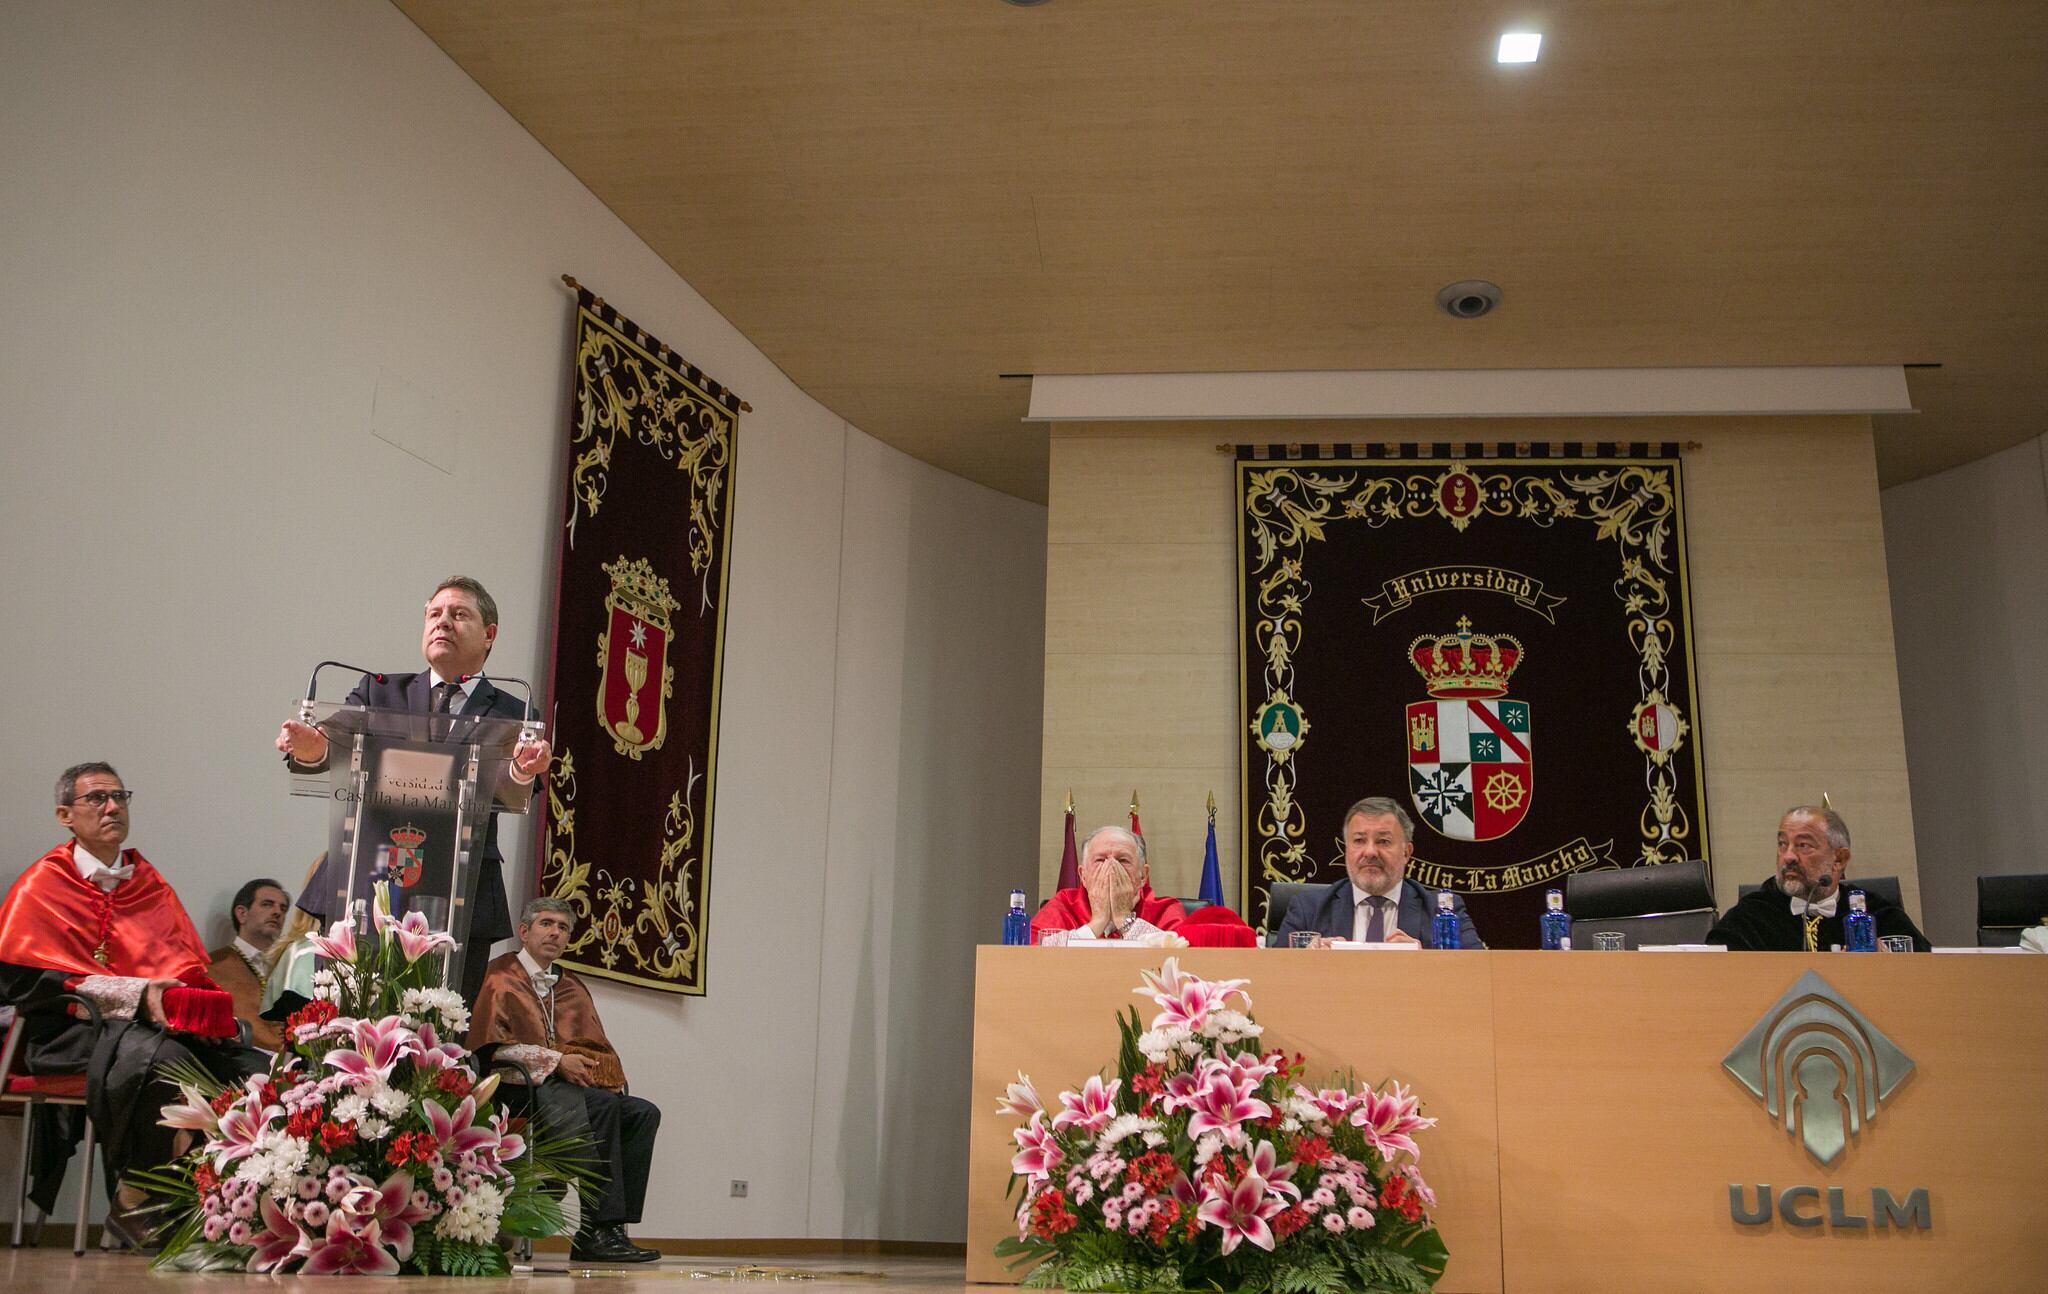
[1436,280,1503,319]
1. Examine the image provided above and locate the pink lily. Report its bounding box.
[995,1071,1043,1118]
[1195,1169,1286,1255]
[1010,1111,1062,1179]
[1051,1075,1120,1135]
[210,1088,281,1171]
[1184,1070,1272,1141]
[324,1016,418,1088]
[159,1082,221,1136]
[245,1193,310,1273]
[1244,1139,1300,1200]
[1303,1085,1359,1126]
[1350,1080,1437,1164]
[300,1216,400,1276]
[1134,958,1251,1034]
[421,1095,500,1158]
[488,1107,527,1163]
[376,909,458,963]
[306,917,359,963]
[332,1170,432,1259]
[412,1022,467,1073]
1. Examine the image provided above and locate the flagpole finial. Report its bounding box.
[1064,787,1074,815]
[1130,789,1140,813]
[1207,789,1217,820]
[1820,790,1833,810]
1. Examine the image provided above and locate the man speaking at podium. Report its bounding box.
[275,576,551,1000]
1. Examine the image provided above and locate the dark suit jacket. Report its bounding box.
[1274,877,1486,949]
[298,671,532,946]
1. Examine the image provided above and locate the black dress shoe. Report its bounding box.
[570,1224,660,1264]
[102,1200,165,1256]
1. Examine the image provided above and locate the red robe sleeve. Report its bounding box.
[1031,885,1186,940]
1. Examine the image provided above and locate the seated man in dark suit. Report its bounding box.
[1274,796,1484,948]
[1706,805,1930,951]
[274,575,551,1000]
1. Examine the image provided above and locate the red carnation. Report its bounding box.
[318,1120,357,1152]
[209,1089,239,1116]
[1027,1188,1078,1240]
[385,1132,414,1166]
[409,1133,440,1164]
[1293,1135,1331,1167]
[192,1163,219,1194]
[434,1068,473,1098]
[1272,1203,1310,1240]
[285,1107,322,1139]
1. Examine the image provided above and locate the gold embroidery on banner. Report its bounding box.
[541,748,704,988]
[1241,458,1703,907]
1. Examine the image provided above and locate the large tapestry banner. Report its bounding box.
[538,282,744,995]
[1236,443,1710,949]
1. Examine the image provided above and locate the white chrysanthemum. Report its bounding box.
[1095,1115,1162,1149]
[331,1094,370,1126]
[1137,1023,1191,1064]
[1191,1132,1225,1168]
[1141,1131,1166,1148]
[358,1116,391,1140]
[400,987,472,1034]
[435,1180,505,1244]
[370,1084,413,1120]
[310,968,339,1002]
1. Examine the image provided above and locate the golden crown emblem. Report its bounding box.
[601,556,682,627]
[389,823,427,850]
[1408,617,1523,698]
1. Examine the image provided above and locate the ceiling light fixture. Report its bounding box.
[1497,32,1542,64]
[1436,281,1503,319]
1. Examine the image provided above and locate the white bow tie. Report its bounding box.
[81,859,133,891]
[531,970,559,996]
[1789,892,1838,919]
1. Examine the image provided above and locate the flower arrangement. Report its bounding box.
[994,959,1448,1293]
[140,903,587,1275]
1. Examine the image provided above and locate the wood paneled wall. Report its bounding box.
[1039,416,1921,918]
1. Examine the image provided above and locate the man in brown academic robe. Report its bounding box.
[205,877,290,1050]
[468,897,662,1264]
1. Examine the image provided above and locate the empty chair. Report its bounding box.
[1737,874,1904,911]
[1566,859,1717,949]
[1976,872,2048,947]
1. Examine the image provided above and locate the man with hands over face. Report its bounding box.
[1030,826,1187,941]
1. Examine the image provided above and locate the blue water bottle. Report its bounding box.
[1843,890,1876,952]
[1540,888,1573,950]
[1431,891,1462,949]
[1002,889,1030,946]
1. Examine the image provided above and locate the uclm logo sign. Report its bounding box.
[1720,970,1931,1231]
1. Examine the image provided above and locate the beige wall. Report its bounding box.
[1041,416,1921,918]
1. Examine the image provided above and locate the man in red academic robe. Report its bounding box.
[0,762,260,1248]
[1031,825,1187,941]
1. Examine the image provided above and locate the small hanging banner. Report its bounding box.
[1236,442,1710,947]
[537,282,744,995]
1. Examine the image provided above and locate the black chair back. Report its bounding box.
[1976,872,2048,947]
[1565,860,1716,950]
[1263,881,1325,938]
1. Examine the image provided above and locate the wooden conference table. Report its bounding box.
[965,947,2047,1292]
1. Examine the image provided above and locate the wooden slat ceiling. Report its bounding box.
[396,0,2048,503]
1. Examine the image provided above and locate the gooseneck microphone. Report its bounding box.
[304,661,389,704]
